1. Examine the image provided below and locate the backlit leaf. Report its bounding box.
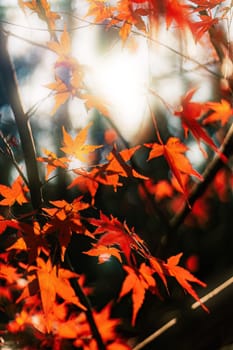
[0,176,29,206]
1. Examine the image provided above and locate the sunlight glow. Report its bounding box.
[91,45,149,139]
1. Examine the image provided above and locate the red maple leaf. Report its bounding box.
[119,263,156,325]
[89,212,145,264]
[174,88,227,161]
[37,148,68,179]
[165,253,208,312]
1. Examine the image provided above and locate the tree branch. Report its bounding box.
[170,123,233,231]
[0,29,43,210]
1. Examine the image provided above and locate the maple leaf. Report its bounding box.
[46,61,84,115]
[0,216,21,235]
[61,123,102,162]
[149,256,167,288]
[145,137,203,197]
[0,176,29,206]
[42,198,91,260]
[6,220,49,264]
[85,0,114,23]
[73,303,128,349]
[68,146,147,203]
[104,145,148,191]
[174,88,227,161]
[192,15,219,42]
[0,263,22,284]
[37,148,68,179]
[47,25,71,57]
[190,0,225,11]
[165,253,208,312]
[144,179,174,201]
[111,0,147,41]
[212,168,233,202]
[119,263,156,325]
[81,93,111,117]
[68,168,99,205]
[165,0,193,31]
[18,0,60,31]
[203,99,233,126]
[45,77,70,115]
[36,257,86,332]
[84,244,122,263]
[89,212,145,264]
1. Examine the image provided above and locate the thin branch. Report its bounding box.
[64,254,106,350]
[133,273,233,350]
[2,29,49,50]
[133,318,177,350]
[191,275,233,310]
[170,122,233,231]
[0,131,29,186]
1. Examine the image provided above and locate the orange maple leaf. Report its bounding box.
[45,77,70,114]
[7,221,49,264]
[47,25,71,57]
[68,168,99,205]
[36,257,86,332]
[119,263,156,325]
[73,304,129,349]
[145,137,203,197]
[84,244,122,263]
[0,263,22,284]
[105,145,148,191]
[165,253,208,312]
[46,62,84,115]
[203,99,233,126]
[18,0,60,31]
[112,0,147,41]
[37,148,68,179]
[85,0,114,23]
[61,123,102,162]
[0,176,29,206]
[81,93,111,117]
[42,198,91,260]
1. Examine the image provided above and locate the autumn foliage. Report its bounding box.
[0,0,233,349]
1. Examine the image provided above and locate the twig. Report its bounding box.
[64,254,106,350]
[191,275,233,310]
[133,273,233,350]
[0,131,29,186]
[133,318,177,350]
[170,122,233,231]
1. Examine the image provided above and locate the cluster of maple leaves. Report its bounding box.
[0,0,233,349]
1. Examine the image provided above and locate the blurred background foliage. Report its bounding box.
[0,1,233,349]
